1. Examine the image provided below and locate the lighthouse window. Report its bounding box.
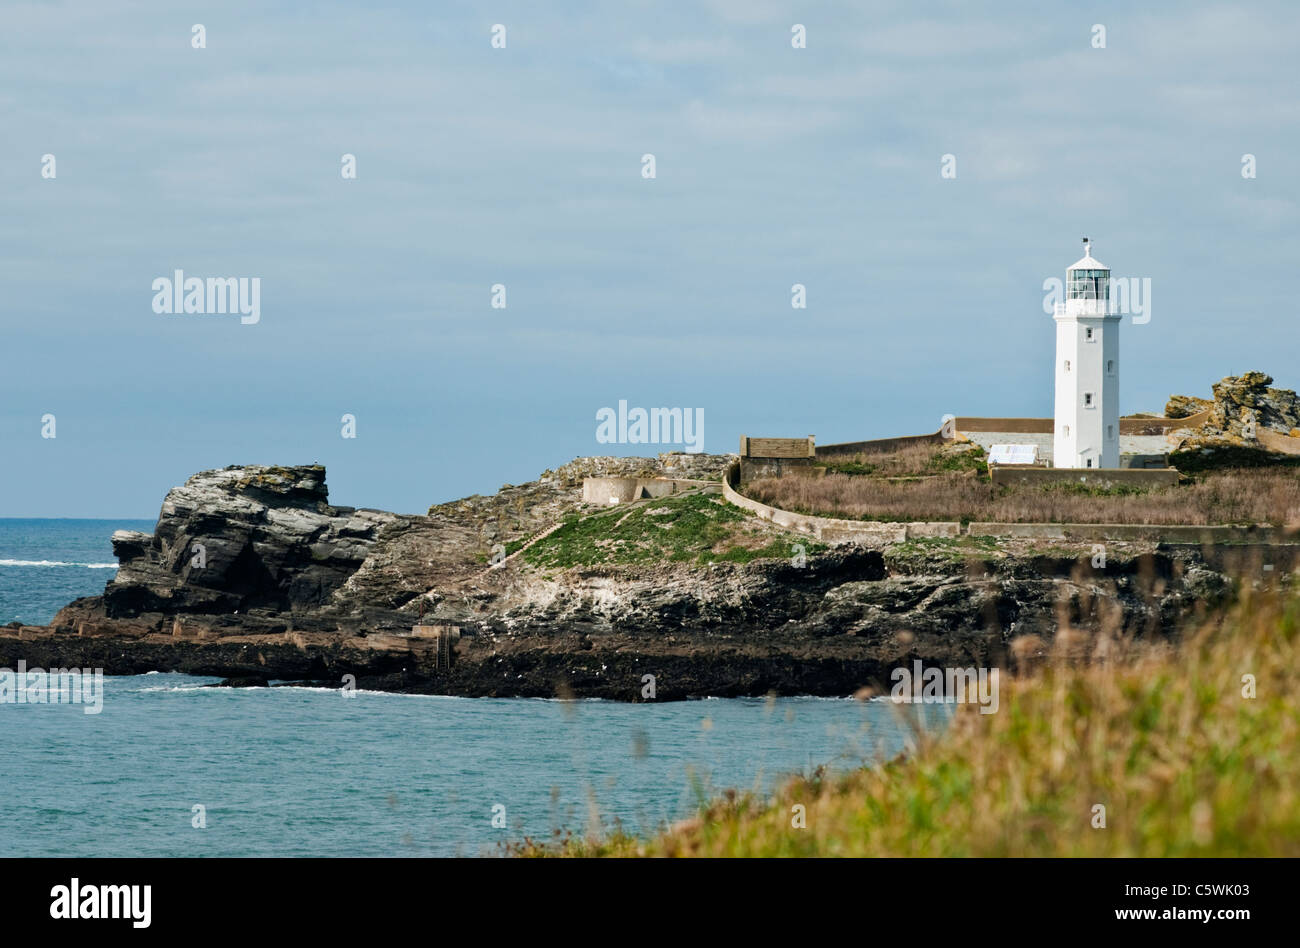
[1084,392,1094,407]
[1108,425,1115,440]
[1069,269,1109,300]
[1064,360,1071,372]
[1085,327,1095,341]
[1107,359,1115,374]
[1063,425,1070,437]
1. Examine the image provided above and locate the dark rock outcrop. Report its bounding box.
[100,464,408,619]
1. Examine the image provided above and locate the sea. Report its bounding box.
[0,519,944,857]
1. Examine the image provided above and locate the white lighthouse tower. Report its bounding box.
[1053,238,1119,469]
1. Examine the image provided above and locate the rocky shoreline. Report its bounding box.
[0,456,1260,700]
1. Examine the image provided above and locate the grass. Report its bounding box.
[746,467,1300,526]
[521,492,826,568]
[818,442,988,477]
[883,535,1004,566]
[522,582,1300,856]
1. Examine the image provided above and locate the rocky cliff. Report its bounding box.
[101,465,408,619]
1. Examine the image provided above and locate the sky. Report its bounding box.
[2,0,1298,517]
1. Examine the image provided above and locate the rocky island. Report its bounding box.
[4,374,1298,700]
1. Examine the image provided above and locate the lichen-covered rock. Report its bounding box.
[1165,395,1213,419]
[1207,372,1300,436]
[1166,373,1300,470]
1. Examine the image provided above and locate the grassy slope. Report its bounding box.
[521,492,825,568]
[526,586,1300,856]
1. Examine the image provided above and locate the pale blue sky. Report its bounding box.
[2,1,1297,516]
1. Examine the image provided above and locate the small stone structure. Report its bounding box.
[739,436,816,480]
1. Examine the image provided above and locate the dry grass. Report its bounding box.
[527,581,1300,857]
[746,467,1300,525]
[818,442,985,477]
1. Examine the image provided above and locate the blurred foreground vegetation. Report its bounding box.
[520,584,1300,856]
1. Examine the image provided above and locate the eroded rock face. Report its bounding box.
[101,465,406,618]
[1206,372,1300,437]
[12,538,1261,700]
[1166,373,1300,469]
[1165,395,1213,419]
[1166,372,1300,437]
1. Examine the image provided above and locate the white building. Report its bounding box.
[1052,238,1120,469]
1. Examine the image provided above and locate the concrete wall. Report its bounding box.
[740,457,820,481]
[816,430,946,458]
[1121,454,1170,469]
[967,522,1296,543]
[582,476,717,505]
[721,463,960,545]
[1259,429,1300,455]
[957,415,1202,436]
[991,466,1181,489]
[410,624,460,640]
[1123,409,1210,434]
[957,417,1053,434]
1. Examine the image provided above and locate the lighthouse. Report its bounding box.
[1052,238,1120,469]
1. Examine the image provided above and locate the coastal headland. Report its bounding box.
[5,373,1298,700]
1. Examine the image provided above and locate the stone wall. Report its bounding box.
[967,522,1296,544]
[721,463,960,545]
[990,467,1181,489]
[957,416,1201,436]
[816,430,947,458]
[721,463,1297,547]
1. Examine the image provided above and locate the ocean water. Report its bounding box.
[0,519,151,625]
[0,520,946,856]
[0,676,944,857]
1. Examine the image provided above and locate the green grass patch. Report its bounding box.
[521,493,823,568]
[884,534,1003,566]
[819,458,879,477]
[927,445,989,476]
